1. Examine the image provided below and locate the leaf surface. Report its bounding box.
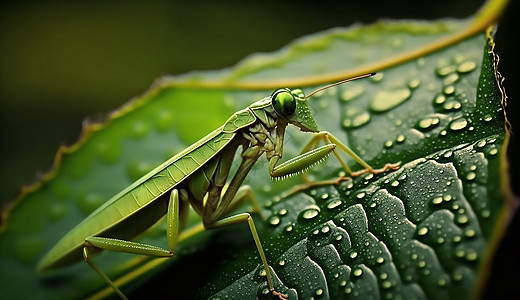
[0,8,511,300]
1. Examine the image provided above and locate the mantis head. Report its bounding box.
[270,73,376,133]
[271,88,318,132]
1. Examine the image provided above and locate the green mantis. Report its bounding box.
[37,73,399,299]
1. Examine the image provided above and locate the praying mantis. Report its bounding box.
[37,73,399,299]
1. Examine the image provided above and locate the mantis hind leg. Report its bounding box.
[82,189,181,300]
[219,184,262,217]
[205,213,288,300]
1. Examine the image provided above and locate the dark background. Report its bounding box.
[1,0,517,298]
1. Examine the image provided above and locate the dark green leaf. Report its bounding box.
[0,11,511,300]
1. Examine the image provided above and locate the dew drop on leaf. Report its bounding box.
[370,88,411,112]
[299,206,320,220]
[449,118,469,131]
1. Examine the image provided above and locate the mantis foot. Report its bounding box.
[350,162,401,177]
[281,162,401,198]
[271,289,289,300]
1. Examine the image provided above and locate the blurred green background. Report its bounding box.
[1,0,518,298]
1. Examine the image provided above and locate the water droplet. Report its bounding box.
[46,203,68,221]
[417,117,440,131]
[436,65,456,76]
[438,278,447,287]
[278,208,287,216]
[465,228,476,238]
[384,140,393,148]
[315,288,324,296]
[477,140,486,148]
[261,185,272,194]
[370,73,384,82]
[408,78,420,89]
[341,85,365,101]
[443,100,462,111]
[349,251,358,259]
[321,193,329,200]
[437,237,445,244]
[382,280,392,289]
[343,111,371,128]
[488,148,498,156]
[279,259,286,266]
[356,192,366,199]
[456,215,468,225]
[449,118,468,131]
[444,73,459,85]
[443,85,456,95]
[418,227,429,236]
[77,193,104,215]
[155,110,174,132]
[96,140,121,165]
[345,182,354,190]
[370,89,411,112]
[376,257,385,264]
[396,135,405,143]
[130,121,149,139]
[259,268,267,277]
[457,61,477,73]
[453,272,463,281]
[432,196,443,205]
[269,216,281,226]
[455,249,465,258]
[353,268,363,277]
[466,172,476,181]
[321,225,330,233]
[127,160,155,181]
[284,224,294,233]
[300,206,320,220]
[466,251,478,261]
[434,94,446,104]
[327,199,343,210]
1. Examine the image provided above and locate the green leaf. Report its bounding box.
[197,25,511,300]
[0,2,512,300]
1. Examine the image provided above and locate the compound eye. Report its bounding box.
[272,90,296,117]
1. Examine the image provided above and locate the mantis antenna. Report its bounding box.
[305,72,376,99]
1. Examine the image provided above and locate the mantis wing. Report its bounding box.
[38,108,258,270]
